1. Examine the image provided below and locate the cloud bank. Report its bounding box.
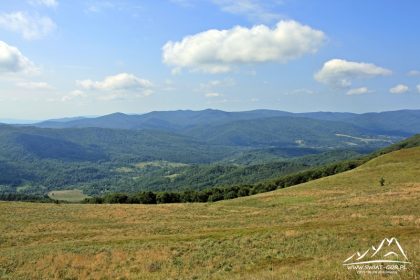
[163,20,326,73]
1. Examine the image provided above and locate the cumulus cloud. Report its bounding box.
[28,0,58,7]
[17,81,53,90]
[0,41,37,74]
[163,20,326,73]
[77,73,152,92]
[0,12,56,40]
[346,87,371,96]
[407,70,420,77]
[389,84,409,94]
[315,59,391,88]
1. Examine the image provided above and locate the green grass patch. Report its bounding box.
[47,189,90,202]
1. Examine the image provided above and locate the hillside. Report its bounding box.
[185,116,389,147]
[0,147,418,279]
[0,122,390,195]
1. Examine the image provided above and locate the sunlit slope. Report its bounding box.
[0,148,419,279]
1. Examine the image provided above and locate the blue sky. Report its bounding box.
[0,0,419,120]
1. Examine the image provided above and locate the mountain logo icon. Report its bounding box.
[343,237,411,265]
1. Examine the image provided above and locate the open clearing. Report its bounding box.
[1,148,419,279]
[47,189,90,202]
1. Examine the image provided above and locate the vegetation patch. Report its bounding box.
[134,161,189,169]
[48,189,90,202]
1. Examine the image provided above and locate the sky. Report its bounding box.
[0,0,420,120]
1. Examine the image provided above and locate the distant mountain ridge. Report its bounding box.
[32,109,420,136]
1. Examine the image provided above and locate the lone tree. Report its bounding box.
[380,177,385,186]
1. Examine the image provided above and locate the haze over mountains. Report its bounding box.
[33,109,420,136]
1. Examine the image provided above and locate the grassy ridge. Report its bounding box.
[0,147,419,279]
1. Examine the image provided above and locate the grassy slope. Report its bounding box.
[0,148,419,279]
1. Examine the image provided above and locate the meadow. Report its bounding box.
[0,147,419,279]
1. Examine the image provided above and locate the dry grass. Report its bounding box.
[1,148,419,279]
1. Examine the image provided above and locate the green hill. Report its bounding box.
[0,146,418,279]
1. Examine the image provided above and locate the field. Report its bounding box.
[47,189,90,202]
[0,147,419,279]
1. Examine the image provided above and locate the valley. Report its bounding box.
[0,109,414,198]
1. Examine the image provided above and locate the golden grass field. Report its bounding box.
[1,147,419,279]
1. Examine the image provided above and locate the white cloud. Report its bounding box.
[17,81,53,90]
[212,0,282,23]
[315,59,392,88]
[417,85,420,93]
[389,84,409,94]
[205,92,223,98]
[0,41,37,74]
[0,12,56,40]
[61,90,87,102]
[346,87,371,96]
[407,70,420,77]
[28,0,58,7]
[77,73,152,92]
[163,20,326,73]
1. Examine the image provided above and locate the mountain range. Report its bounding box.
[33,109,420,136]
[0,109,419,196]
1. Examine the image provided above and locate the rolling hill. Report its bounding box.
[0,145,418,279]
